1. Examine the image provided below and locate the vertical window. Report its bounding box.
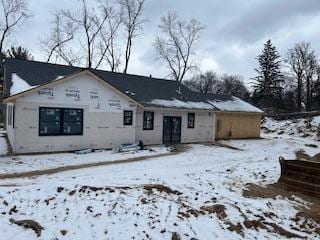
[12,105,15,128]
[143,111,154,130]
[39,107,83,136]
[123,110,133,125]
[187,113,195,128]
[63,109,83,135]
[39,108,62,135]
[7,105,12,126]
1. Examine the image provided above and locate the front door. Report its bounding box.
[163,116,181,143]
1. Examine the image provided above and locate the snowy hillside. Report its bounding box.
[0,117,319,239]
[262,116,320,141]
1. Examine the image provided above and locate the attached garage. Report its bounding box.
[215,112,262,139]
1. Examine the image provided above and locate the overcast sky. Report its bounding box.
[10,0,320,85]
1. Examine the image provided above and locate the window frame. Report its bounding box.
[39,107,83,136]
[143,111,154,130]
[123,110,133,126]
[7,105,12,126]
[187,112,195,129]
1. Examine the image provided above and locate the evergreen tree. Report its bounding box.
[7,46,33,60]
[252,39,284,108]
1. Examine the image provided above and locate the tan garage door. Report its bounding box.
[216,113,261,139]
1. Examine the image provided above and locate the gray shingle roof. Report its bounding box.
[4,58,262,113]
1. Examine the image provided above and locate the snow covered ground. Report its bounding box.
[0,146,170,175]
[0,117,319,239]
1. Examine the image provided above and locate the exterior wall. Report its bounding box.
[135,107,215,145]
[215,112,262,139]
[11,74,137,153]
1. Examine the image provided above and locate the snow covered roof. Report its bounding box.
[10,73,38,96]
[4,58,263,113]
[146,99,214,110]
[208,97,263,113]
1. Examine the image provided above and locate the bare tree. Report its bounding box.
[219,74,250,100]
[154,12,204,83]
[42,0,112,69]
[303,46,318,111]
[184,71,219,93]
[119,0,145,73]
[285,42,318,111]
[41,12,78,66]
[96,4,122,71]
[0,0,29,56]
[61,0,109,68]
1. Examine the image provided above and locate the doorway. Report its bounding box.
[162,116,181,143]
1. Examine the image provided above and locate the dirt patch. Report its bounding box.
[200,204,227,219]
[243,183,287,199]
[210,142,244,151]
[9,218,43,237]
[143,184,182,196]
[244,219,306,239]
[243,183,320,237]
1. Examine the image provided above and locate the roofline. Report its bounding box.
[214,110,264,115]
[4,57,178,83]
[3,70,144,108]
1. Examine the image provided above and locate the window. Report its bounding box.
[7,105,15,127]
[39,107,83,136]
[123,110,133,125]
[7,105,12,126]
[12,105,15,128]
[143,111,154,130]
[63,109,83,135]
[187,113,195,128]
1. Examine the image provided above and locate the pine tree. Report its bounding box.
[252,40,284,108]
[7,46,33,60]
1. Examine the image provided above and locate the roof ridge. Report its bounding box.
[5,57,178,83]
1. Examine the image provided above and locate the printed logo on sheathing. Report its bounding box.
[90,89,101,111]
[108,97,122,112]
[38,88,55,99]
[65,87,81,101]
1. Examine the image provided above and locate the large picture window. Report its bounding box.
[39,107,83,136]
[123,110,133,125]
[143,111,154,130]
[187,113,195,128]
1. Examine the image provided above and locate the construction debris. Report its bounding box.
[113,140,144,153]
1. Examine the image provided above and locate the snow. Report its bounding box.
[262,116,320,141]
[55,75,65,80]
[0,117,319,239]
[10,73,38,96]
[147,97,263,113]
[147,98,213,109]
[209,96,263,113]
[0,146,170,175]
[0,133,8,155]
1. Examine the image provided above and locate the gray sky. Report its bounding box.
[9,0,320,85]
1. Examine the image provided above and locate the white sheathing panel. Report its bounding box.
[13,74,137,153]
[135,107,215,145]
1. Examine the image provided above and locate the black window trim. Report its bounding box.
[187,112,195,129]
[123,110,133,126]
[143,111,154,130]
[39,107,83,136]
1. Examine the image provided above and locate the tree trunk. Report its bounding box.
[296,74,302,112]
